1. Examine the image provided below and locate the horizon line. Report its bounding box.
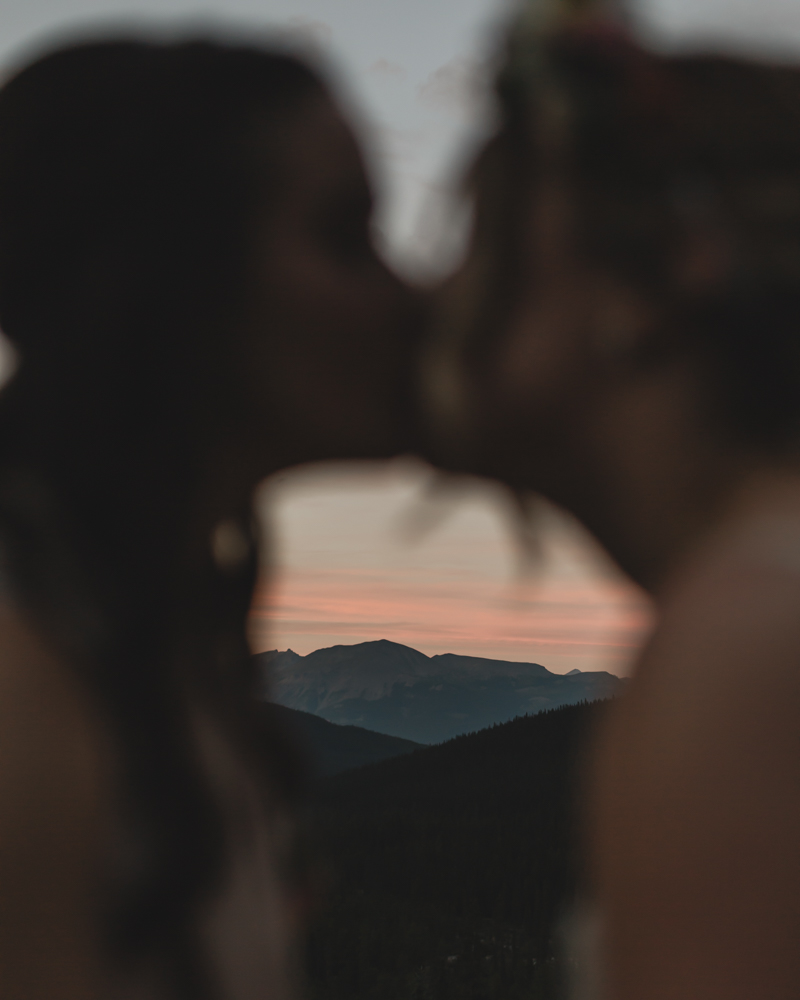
[255,637,630,677]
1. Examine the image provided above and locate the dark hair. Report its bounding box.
[498,27,800,447]
[0,37,322,995]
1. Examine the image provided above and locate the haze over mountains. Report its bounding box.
[257,639,625,744]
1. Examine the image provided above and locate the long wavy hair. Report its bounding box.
[0,37,322,996]
[520,29,800,446]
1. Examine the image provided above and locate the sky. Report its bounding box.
[1,0,797,675]
[251,461,653,675]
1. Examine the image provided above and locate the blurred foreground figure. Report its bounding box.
[0,37,416,1000]
[427,0,800,996]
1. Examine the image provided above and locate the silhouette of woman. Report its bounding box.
[426,1,800,997]
[0,37,418,1000]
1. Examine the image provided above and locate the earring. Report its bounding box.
[211,518,252,574]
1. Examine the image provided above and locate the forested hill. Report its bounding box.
[259,702,421,777]
[305,700,606,1000]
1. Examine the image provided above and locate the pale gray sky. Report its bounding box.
[3,0,799,266]
[1,0,796,672]
[0,0,518,272]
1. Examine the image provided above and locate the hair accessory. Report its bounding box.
[503,0,631,96]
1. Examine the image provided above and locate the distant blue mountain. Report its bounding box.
[255,639,625,744]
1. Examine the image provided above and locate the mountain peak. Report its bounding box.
[350,638,426,654]
[258,648,302,663]
[429,652,552,680]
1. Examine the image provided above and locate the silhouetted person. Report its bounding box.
[426,0,800,996]
[0,36,418,1000]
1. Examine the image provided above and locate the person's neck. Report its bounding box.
[562,362,758,594]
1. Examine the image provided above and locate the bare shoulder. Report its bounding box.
[635,537,799,731]
[590,524,800,1000]
[0,601,111,999]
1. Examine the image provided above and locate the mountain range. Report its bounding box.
[256,639,625,744]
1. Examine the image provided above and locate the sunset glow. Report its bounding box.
[251,462,653,675]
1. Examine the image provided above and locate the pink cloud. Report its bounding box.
[249,567,653,676]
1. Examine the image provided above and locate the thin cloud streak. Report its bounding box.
[250,566,652,675]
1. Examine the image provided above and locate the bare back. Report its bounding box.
[590,474,800,1000]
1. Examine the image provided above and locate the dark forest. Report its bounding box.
[303,702,605,1000]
